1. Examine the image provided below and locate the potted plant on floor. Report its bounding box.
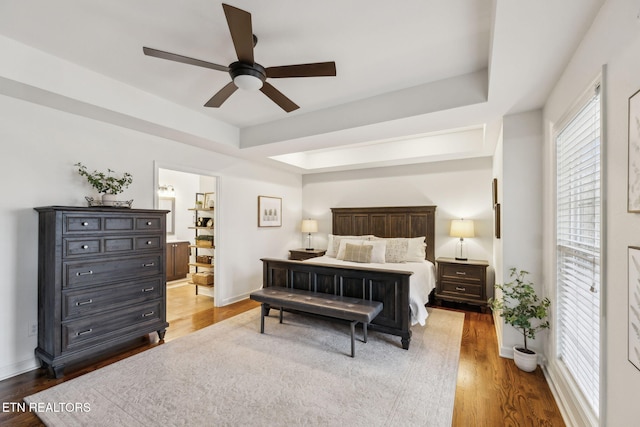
[75,162,133,206]
[490,267,550,372]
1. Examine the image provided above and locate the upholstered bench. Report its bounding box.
[249,287,383,357]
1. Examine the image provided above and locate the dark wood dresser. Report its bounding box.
[34,206,169,377]
[435,257,489,312]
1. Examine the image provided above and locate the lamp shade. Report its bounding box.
[450,219,475,238]
[301,219,318,233]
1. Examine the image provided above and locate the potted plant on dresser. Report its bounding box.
[490,267,551,372]
[75,162,133,206]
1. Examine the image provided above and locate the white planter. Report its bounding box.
[513,346,538,372]
[101,193,117,206]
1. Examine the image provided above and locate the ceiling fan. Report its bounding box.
[143,3,337,112]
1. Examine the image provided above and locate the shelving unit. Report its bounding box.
[187,203,215,296]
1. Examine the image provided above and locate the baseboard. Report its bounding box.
[0,358,39,382]
[217,290,254,307]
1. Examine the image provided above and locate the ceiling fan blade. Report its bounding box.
[222,3,254,64]
[143,47,229,72]
[204,81,238,107]
[260,82,299,112]
[266,62,337,78]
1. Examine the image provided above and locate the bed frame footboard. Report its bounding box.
[261,258,413,349]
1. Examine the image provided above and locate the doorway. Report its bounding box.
[154,163,219,303]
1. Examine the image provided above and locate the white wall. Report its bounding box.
[498,110,545,356]
[543,0,640,425]
[302,157,494,266]
[0,93,301,380]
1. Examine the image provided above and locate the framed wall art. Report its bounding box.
[628,89,640,212]
[494,203,501,239]
[258,196,282,227]
[629,246,640,371]
[492,178,498,207]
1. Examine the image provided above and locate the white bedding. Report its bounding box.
[303,256,436,326]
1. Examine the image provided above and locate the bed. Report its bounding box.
[261,205,436,350]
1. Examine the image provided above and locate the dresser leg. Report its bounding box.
[157,329,166,340]
[43,362,65,379]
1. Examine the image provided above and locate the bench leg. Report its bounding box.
[363,323,368,343]
[279,307,283,323]
[350,321,357,357]
[260,304,267,333]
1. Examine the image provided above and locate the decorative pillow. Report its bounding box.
[370,236,427,262]
[327,234,374,257]
[342,243,373,263]
[336,239,366,260]
[336,239,386,263]
[383,238,409,263]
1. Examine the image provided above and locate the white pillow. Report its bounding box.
[406,237,427,262]
[336,239,386,263]
[326,234,374,257]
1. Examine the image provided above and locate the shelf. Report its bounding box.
[188,207,214,211]
[188,226,214,230]
[189,262,214,269]
[187,282,214,288]
[189,245,215,249]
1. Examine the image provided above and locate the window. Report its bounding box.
[555,84,601,418]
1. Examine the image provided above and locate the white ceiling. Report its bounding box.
[0,0,604,173]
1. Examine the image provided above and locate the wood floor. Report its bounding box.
[0,284,564,426]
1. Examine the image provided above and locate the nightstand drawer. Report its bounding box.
[440,281,483,298]
[440,264,484,283]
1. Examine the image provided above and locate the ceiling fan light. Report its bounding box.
[234,74,263,91]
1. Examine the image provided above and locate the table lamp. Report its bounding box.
[301,219,318,250]
[450,219,475,261]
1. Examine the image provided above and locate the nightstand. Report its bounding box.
[289,248,327,261]
[435,257,489,312]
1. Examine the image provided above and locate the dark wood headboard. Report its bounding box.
[331,206,436,264]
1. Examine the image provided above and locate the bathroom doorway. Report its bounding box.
[154,163,219,303]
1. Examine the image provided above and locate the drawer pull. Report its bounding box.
[82,245,89,249]
[82,222,89,226]
[146,241,153,245]
[75,299,93,306]
[76,328,93,336]
[146,221,152,226]
[455,286,466,292]
[142,287,155,292]
[142,311,155,318]
[142,262,155,267]
[76,270,93,276]
[455,271,467,276]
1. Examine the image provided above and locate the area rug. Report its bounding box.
[24,307,464,426]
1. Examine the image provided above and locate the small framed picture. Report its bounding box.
[629,246,640,371]
[494,203,501,239]
[492,178,498,207]
[629,88,640,212]
[258,196,282,227]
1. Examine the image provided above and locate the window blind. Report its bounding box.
[555,86,601,417]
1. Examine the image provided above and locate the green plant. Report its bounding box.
[490,267,550,353]
[75,162,133,195]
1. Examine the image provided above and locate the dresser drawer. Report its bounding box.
[440,263,484,284]
[64,238,101,257]
[136,217,163,231]
[64,215,102,233]
[440,280,483,299]
[62,300,163,352]
[64,254,163,288]
[62,277,163,319]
